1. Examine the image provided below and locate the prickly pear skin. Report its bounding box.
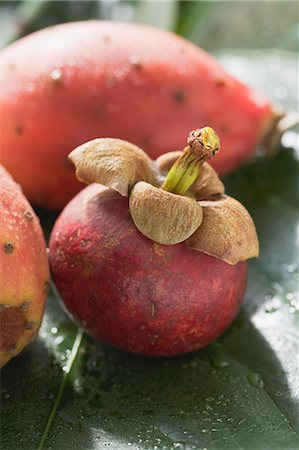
[1,21,274,210]
[0,166,50,367]
[49,184,247,357]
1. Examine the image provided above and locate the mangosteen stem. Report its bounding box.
[161,126,220,196]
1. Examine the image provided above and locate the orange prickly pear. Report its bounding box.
[1,21,284,210]
[0,166,50,367]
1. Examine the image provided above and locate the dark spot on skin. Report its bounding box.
[106,75,117,88]
[4,243,14,254]
[15,125,24,135]
[64,157,75,171]
[24,322,35,330]
[0,306,26,352]
[220,123,229,133]
[44,281,51,296]
[94,104,107,119]
[215,76,225,86]
[214,75,229,87]
[129,55,142,69]
[142,136,152,147]
[24,211,34,220]
[102,35,111,44]
[173,90,186,103]
[20,301,31,311]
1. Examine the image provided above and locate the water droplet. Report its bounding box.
[189,359,198,368]
[203,417,211,423]
[129,54,141,67]
[211,355,229,369]
[248,372,264,388]
[265,296,282,313]
[255,145,267,157]
[50,69,63,82]
[173,443,185,449]
[114,68,125,78]
[287,264,296,273]
[51,327,58,334]
[54,336,64,345]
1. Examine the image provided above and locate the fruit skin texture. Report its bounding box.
[0,165,50,367]
[49,184,247,357]
[1,20,275,210]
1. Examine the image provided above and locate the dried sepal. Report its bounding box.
[190,163,224,200]
[68,130,259,264]
[129,181,203,245]
[69,138,155,197]
[186,195,259,265]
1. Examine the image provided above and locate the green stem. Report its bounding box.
[37,328,84,450]
[161,127,220,196]
[172,158,200,195]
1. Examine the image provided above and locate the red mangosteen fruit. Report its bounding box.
[49,127,258,357]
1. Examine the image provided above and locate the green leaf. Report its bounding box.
[175,1,299,53]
